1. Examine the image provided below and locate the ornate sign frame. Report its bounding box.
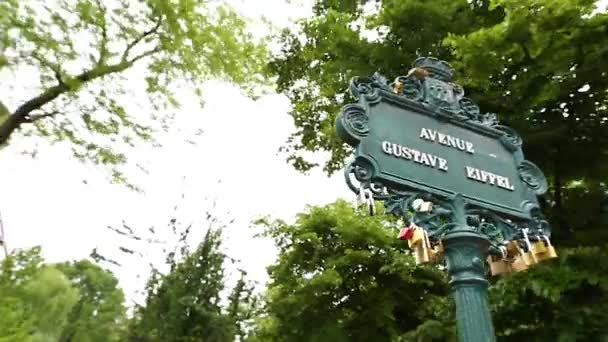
[336,57,550,255]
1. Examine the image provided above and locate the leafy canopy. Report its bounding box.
[250,200,608,341]
[250,200,452,342]
[0,247,127,342]
[270,0,502,173]
[269,0,608,244]
[128,228,256,342]
[0,0,267,185]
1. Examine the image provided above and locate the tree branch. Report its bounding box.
[0,61,132,145]
[121,17,163,62]
[129,47,161,64]
[23,110,62,123]
[30,51,65,86]
[94,0,109,66]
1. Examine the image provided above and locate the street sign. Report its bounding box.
[336,57,554,342]
[336,57,548,222]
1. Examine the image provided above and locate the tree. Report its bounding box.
[490,245,608,341]
[0,247,128,341]
[269,0,608,246]
[444,0,608,244]
[0,0,267,184]
[250,200,453,342]
[128,227,256,342]
[0,247,79,342]
[56,260,127,342]
[250,201,608,341]
[269,0,502,174]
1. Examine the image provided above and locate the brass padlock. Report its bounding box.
[393,78,404,95]
[488,256,512,276]
[511,255,529,272]
[407,226,425,248]
[521,229,539,265]
[412,242,431,264]
[507,240,534,272]
[535,236,558,261]
[426,233,442,263]
[532,240,547,254]
[410,228,433,264]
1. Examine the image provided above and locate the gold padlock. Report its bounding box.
[488,256,512,276]
[521,229,539,265]
[411,228,434,264]
[413,242,431,264]
[407,226,425,248]
[393,78,404,94]
[506,240,520,258]
[507,240,534,272]
[535,236,558,261]
[511,255,529,272]
[532,240,547,253]
[426,233,442,263]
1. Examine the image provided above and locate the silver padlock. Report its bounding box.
[412,198,433,213]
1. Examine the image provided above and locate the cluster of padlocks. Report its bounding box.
[486,231,557,275]
[394,199,557,276]
[398,222,557,275]
[355,190,557,276]
[398,223,443,264]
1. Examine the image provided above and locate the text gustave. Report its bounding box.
[381,128,515,191]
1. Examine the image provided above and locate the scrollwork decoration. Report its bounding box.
[369,186,549,255]
[495,125,523,152]
[518,160,548,195]
[337,104,369,145]
[349,72,391,104]
[459,97,481,120]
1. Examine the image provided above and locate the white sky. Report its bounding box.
[0,0,353,304]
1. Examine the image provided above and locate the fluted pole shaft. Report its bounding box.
[443,229,496,342]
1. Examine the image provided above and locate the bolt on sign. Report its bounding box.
[337,57,554,273]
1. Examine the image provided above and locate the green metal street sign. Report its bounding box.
[337,58,547,222]
[336,57,554,342]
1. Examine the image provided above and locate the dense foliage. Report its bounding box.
[127,228,256,342]
[269,0,608,245]
[0,247,126,341]
[251,201,608,341]
[250,201,453,342]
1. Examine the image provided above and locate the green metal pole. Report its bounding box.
[443,228,496,342]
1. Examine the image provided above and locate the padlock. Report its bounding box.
[413,243,431,264]
[534,235,558,261]
[545,236,558,259]
[506,240,533,272]
[521,229,538,265]
[410,228,433,264]
[419,201,434,213]
[511,254,529,272]
[532,240,547,254]
[407,225,425,248]
[505,240,520,258]
[488,256,512,276]
[393,79,404,94]
[425,231,441,263]
[411,199,424,211]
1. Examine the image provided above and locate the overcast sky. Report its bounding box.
[0,0,353,304]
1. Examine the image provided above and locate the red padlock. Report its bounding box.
[398,225,415,240]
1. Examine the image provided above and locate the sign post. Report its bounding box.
[336,57,555,342]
